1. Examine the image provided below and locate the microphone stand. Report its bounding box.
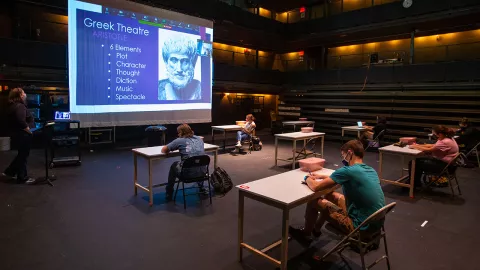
[35,121,56,186]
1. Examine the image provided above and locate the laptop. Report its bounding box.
[55,111,71,120]
[357,121,363,127]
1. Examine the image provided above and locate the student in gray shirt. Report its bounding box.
[161,124,206,201]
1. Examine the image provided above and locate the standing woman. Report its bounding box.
[3,88,36,184]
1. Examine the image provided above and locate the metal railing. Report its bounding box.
[414,41,480,63]
[212,41,480,71]
[327,51,408,69]
[217,0,401,23]
[212,48,275,70]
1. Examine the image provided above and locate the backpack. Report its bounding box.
[252,136,262,151]
[210,167,233,195]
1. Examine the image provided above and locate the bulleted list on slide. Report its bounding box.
[76,9,158,105]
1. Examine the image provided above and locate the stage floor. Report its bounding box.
[1,134,479,270]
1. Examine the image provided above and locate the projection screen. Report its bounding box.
[68,0,213,127]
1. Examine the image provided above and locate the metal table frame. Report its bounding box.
[274,132,325,170]
[211,125,243,150]
[378,145,422,198]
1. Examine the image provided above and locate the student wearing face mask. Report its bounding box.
[409,125,459,187]
[289,140,385,246]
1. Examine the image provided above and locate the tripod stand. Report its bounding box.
[35,122,56,186]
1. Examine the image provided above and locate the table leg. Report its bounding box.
[292,140,297,170]
[280,208,290,270]
[275,137,278,167]
[341,129,345,144]
[409,159,416,198]
[378,152,383,182]
[133,153,138,195]
[357,130,361,138]
[321,136,325,158]
[401,155,405,177]
[223,130,227,151]
[214,150,218,168]
[148,158,153,206]
[212,128,215,143]
[238,191,245,262]
[293,125,296,132]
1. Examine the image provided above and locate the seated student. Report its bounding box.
[456,117,479,152]
[360,116,387,148]
[161,124,207,201]
[408,125,459,187]
[289,140,386,245]
[235,114,256,147]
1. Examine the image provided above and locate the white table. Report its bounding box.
[132,143,219,206]
[274,132,325,170]
[341,126,366,143]
[237,168,338,270]
[211,125,243,150]
[378,144,422,198]
[282,121,315,132]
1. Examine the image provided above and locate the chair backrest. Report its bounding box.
[181,155,210,169]
[343,202,396,240]
[180,155,210,182]
[373,129,385,141]
[356,202,396,230]
[438,153,462,175]
[466,141,480,156]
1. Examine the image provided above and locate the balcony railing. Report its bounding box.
[415,41,480,63]
[217,0,401,23]
[327,51,408,69]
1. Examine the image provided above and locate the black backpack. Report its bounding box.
[252,136,262,151]
[210,167,233,195]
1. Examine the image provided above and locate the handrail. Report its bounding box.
[221,0,402,24]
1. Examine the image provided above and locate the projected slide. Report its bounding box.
[69,0,213,126]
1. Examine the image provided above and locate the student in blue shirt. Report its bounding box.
[161,124,206,201]
[289,140,386,246]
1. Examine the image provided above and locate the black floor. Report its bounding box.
[1,133,479,270]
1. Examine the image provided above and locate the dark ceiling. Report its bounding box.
[250,0,323,12]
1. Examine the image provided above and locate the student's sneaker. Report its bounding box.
[235,142,242,147]
[25,177,37,185]
[198,186,210,197]
[2,172,17,180]
[289,226,317,247]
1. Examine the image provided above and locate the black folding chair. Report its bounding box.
[173,155,211,209]
[365,129,385,151]
[460,141,480,168]
[423,153,462,197]
[318,202,396,270]
[238,128,256,154]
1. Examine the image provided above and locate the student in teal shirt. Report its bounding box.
[289,140,385,246]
